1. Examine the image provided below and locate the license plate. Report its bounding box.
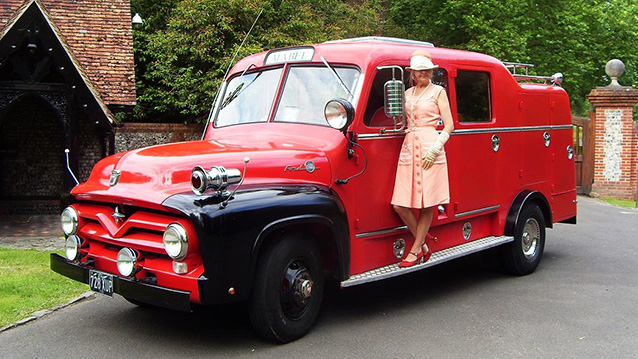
[88,270,114,297]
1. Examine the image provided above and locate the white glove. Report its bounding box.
[422,132,450,169]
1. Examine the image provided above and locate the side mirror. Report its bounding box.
[324,98,355,133]
[384,79,405,117]
[376,65,405,133]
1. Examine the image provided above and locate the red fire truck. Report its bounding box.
[51,37,577,342]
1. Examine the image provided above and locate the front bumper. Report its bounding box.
[51,253,192,312]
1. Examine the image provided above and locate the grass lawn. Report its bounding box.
[598,197,638,208]
[0,248,87,328]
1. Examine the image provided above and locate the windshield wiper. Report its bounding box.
[219,83,244,110]
[320,56,354,100]
[219,68,262,110]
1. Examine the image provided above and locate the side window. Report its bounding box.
[364,68,448,127]
[455,70,491,123]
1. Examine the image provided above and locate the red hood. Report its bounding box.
[72,129,338,208]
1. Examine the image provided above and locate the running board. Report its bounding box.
[341,235,514,288]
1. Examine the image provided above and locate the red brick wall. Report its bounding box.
[588,88,638,200]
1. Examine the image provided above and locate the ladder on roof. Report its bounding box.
[502,61,563,86]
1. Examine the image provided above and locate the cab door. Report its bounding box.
[349,65,407,274]
[350,65,452,275]
[445,67,501,233]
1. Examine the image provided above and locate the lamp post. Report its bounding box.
[132,12,143,28]
[130,3,143,28]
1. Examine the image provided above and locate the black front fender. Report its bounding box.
[163,184,349,304]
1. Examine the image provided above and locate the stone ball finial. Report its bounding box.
[605,59,624,87]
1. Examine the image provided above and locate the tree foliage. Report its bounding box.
[131,0,637,122]
[386,0,638,116]
[132,0,381,123]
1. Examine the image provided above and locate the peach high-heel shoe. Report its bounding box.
[399,251,424,268]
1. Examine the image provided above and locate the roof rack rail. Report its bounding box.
[502,61,563,86]
[325,36,434,47]
[502,61,535,75]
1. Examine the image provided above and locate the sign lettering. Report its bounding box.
[265,48,314,65]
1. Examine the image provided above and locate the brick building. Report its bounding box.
[0,0,135,213]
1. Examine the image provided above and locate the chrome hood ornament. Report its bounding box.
[109,170,121,187]
[112,206,126,222]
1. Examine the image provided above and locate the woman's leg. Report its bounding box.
[414,207,434,253]
[393,205,418,238]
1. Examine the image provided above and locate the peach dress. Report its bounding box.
[391,84,450,208]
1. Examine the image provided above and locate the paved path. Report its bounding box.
[0,215,64,250]
[1,196,637,358]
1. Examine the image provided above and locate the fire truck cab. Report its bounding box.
[51,37,577,343]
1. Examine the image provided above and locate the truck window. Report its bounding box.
[274,66,360,126]
[455,70,491,123]
[365,68,448,127]
[215,68,283,127]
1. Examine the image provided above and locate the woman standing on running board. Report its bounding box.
[392,49,454,268]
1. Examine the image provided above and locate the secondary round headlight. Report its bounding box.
[163,223,188,260]
[324,98,354,131]
[61,206,78,235]
[117,248,138,277]
[65,235,82,261]
[191,166,208,195]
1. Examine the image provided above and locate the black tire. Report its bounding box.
[249,235,324,343]
[501,204,546,276]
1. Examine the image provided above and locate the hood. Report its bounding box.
[72,129,338,207]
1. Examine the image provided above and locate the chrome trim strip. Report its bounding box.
[455,205,500,219]
[453,124,572,135]
[341,235,514,288]
[357,124,572,139]
[356,225,408,239]
[358,133,405,140]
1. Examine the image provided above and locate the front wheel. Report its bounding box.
[249,235,324,343]
[501,204,546,276]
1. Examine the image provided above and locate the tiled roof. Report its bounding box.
[0,0,136,106]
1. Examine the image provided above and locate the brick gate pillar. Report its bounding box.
[588,59,638,200]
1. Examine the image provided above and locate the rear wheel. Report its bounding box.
[502,204,546,276]
[249,235,324,343]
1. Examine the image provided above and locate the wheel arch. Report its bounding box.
[504,190,553,236]
[250,215,349,284]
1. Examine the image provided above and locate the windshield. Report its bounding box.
[274,66,359,126]
[214,65,360,127]
[215,68,283,127]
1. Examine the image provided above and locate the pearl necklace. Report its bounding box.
[410,82,432,121]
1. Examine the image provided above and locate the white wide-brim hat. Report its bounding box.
[407,51,439,71]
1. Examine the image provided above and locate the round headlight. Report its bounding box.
[117,248,138,277]
[61,206,78,235]
[163,223,188,260]
[325,101,348,129]
[324,98,354,131]
[65,235,82,261]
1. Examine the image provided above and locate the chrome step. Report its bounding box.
[341,235,514,288]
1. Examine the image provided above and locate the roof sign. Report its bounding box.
[264,47,314,65]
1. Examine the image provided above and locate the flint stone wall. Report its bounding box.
[114,123,205,153]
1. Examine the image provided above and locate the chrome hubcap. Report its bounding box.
[521,218,540,260]
[281,260,313,320]
[299,279,313,299]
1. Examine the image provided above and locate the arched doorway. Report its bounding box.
[0,94,65,213]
